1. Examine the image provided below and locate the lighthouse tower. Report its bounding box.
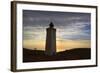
[45,22,56,56]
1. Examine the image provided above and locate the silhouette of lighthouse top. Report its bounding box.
[45,22,56,56]
[49,22,54,28]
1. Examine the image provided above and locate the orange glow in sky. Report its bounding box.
[23,39,90,52]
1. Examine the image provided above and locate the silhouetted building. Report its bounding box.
[45,22,56,56]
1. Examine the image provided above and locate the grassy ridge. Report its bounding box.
[23,48,91,62]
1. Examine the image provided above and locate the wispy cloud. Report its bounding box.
[23,10,91,50]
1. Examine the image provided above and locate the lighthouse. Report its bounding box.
[45,22,56,56]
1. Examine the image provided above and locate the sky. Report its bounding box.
[23,10,91,52]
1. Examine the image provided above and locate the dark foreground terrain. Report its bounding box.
[23,48,91,62]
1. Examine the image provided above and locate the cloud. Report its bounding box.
[23,26,46,40]
[23,10,91,41]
